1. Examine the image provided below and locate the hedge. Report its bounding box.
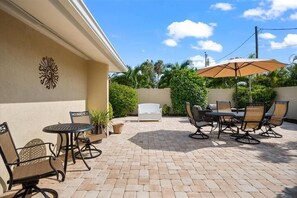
[109,83,138,117]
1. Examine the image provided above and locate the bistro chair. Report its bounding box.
[70,111,102,159]
[185,102,213,139]
[0,122,65,198]
[19,138,47,165]
[235,104,265,144]
[259,101,289,138]
[216,101,238,133]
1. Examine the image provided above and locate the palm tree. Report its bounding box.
[153,60,164,88]
[138,60,154,88]
[110,65,141,88]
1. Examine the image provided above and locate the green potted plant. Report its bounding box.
[90,110,110,134]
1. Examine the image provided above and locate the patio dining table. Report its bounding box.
[206,111,271,139]
[43,123,94,173]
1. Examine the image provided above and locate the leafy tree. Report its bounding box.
[283,55,297,86]
[253,68,289,88]
[234,85,276,109]
[206,76,248,88]
[285,64,297,86]
[159,60,192,88]
[170,69,207,115]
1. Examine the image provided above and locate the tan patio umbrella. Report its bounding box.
[197,58,287,111]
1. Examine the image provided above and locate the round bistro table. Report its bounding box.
[43,123,94,173]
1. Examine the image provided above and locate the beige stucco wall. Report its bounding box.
[137,88,171,106]
[0,10,109,192]
[208,88,234,106]
[274,86,297,120]
[134,88,171,115]
[87,61,109,111]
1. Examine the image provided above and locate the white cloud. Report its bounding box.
[259,33,276,40]
[192,40,223,52]
[190,55,216,68]
[270,34,297,49]
[167,20,214,40]
[243,0,297,20]
[290,12,297,20]
[211,3,234,11]
[162,39,177,47]
[243,8,266,19]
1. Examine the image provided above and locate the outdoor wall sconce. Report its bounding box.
[39,56,59,89]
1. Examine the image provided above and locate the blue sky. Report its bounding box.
[84,0,297,68]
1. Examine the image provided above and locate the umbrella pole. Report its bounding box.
[249,75,252,103]
[235,76,238,113]
[235,65,238,113]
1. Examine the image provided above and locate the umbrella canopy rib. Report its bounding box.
[214,64,230,77]
[249,62,275,72]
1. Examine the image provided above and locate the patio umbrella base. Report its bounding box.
[235,132,260,144]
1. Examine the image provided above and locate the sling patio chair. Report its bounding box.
[70,111,102,159]
[235,103,265,144]
[19,138,47,166]
[185,102,213,139]
[259,101,289,138]
[216,101,238,133]
[0,122,65,198]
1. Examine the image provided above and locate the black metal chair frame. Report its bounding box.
[70,111,102,159]
[259,101,289,138]
[0,122,65,198]
[185,102,213,139]
[216,101,238,134]
[235,104,265,144]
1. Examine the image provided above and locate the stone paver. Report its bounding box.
[35,117,297,197]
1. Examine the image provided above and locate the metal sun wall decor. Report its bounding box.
[39,56,59,89]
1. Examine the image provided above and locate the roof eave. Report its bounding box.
[0,0,128,72]
[66,0,127,72]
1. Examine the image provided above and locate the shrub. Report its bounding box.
[162,104,171,116]
[109,102,113,120]
[170,69,208,115]
[109,82,138,117]
[233,85,276,110]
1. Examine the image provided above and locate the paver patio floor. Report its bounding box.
[31,117,297,197]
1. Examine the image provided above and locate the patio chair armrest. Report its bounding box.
[17,142,57,157]
[16,142,54,150]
